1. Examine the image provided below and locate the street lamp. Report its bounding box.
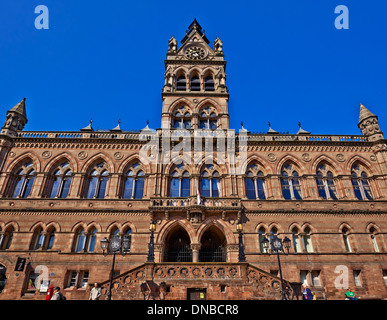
[261,234,291,300]
[147,221,156,263]
[236,221,246,262]
[100,235,130,300]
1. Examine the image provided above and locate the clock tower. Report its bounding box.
[161,19,230,130]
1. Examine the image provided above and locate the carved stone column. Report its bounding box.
[190,243,201,263]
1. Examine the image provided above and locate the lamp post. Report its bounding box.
[236,221,246,262]
[147,221,156,263]
[261,234,291,300]
[100,235,131,300]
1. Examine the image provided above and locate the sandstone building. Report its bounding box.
[0,19,386,300]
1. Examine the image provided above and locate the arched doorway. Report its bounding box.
[164,227,192,262]
[0,264,6,293]
[199,226,227,262]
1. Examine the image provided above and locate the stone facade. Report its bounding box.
[0,20,386,300]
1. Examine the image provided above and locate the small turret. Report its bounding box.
[1,98,28,137]
[358,104,384,142]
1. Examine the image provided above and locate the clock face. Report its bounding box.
[185,46,206,60]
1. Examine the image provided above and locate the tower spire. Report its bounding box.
[1,97,28,136]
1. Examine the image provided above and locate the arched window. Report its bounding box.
[31,226,45,250]
[199,106,217,130]
[316,163,338,200]
[0,226,14,250]
[291,227,302,253]
[87,227,97,253]
[369,227,380,252]
[351,164,373,200]
[281,163,302,200]
[342,227,351,252]
[86,162,109,199]
[46,228,56,250]
[200,164,220,198]
[176,76,187,91]
[123,162,145,199]
[172,106,191,129]
[49,162,72,199]
[204,76,215,91]
[245,163,266,200]
[302,227,313,252]
[258,227,267,253]
[74,228,86,252]
[170,164,190,197]
[190,76,200,91]
[11,161,35,198]
[123,228,132,252]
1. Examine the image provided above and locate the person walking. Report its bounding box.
[302,284,314,300]
[50,287,66,300]
[89,283,102,300]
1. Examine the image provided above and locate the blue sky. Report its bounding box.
[0,0,386,135]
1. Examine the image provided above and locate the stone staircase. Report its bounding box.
[95,262,295,300]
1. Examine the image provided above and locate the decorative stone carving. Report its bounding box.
[42,151,52,159]
[113,152,124,160]
[267,153,277,162]
[301,153,311,162]
[78,151,88,160]
[336,154,345,162]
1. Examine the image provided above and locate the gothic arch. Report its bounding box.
[45,221,61,233]
[80,152,115,174]
[338,222,353,233]
[196,98,222,114]
[168,97,195,114]
[70,222,88,233]
[311,155,343,175]
[288,222,303,233]
[43,152,78,173]
[28,221,46,233]
[5,151,41,173]
[255,223,269,233]
[196,217,236,245]
[121,221,137,233]
[301,222,316,233]
[0,221,20,232]
[267,222,283,234]
[118,154,151,175]
[164,158,193,177]
[365,222,381,233]
[276,155,306,175]
[346,156,378,175]
[106,222,121,234]
[241,154,274,175]
[156,218,196,244]
[85,221,102,233]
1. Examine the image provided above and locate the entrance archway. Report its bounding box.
[199,225,227,262]
[164,227,192,262]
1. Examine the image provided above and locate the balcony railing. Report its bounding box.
[149,196,241,209]
[15,130,368,143]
